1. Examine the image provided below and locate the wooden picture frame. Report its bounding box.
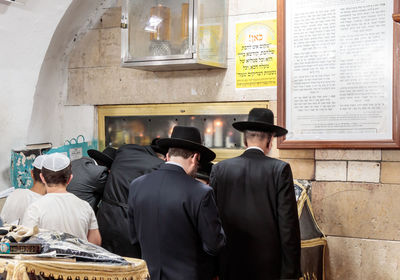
[277,0,400,148]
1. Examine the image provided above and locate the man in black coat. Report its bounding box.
[128,126,226,280]
[96,144,164,257]
[67,157,108,212]
[210,108,301,280]
[67,147,116,212]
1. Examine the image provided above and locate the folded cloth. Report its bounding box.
[26,230,129,264]
[0,225,38,243]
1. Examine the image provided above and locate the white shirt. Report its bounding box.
[245,146,265,153]
[165,161,184,169]
[22,193,98,240]
[0,189,42,224]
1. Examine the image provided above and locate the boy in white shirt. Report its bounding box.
[1,155,47,224]
[22,153,101,246]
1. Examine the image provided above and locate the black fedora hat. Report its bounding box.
[196,161,214,182]
[158,126,216,162]
[232,108,288,137]
[87,146,117,169]
[150,138,168,156]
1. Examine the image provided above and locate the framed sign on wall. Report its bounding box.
[277,0,400,148]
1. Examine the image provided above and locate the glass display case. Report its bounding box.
[121,0,228,71]
[97,102,269,162]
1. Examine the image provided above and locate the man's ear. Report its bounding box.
[166,153,171,161]
[67,174,74,185]
[243,135,248,148]
[39,173,47,185]
[193,153,201,163]
[268,136,274,150]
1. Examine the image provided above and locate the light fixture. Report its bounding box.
[144,15,163,33]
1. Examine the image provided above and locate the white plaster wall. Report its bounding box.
[0,0,73,189]
[27,0,117,145]
[61,106,96,143]
[0,0,116,190]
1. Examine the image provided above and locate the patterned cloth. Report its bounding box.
[0,257,149,280]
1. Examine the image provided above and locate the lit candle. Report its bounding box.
[225,131,234,148]
[139,133,144,145]
[168,121,176,138]
[123,130,130,144]
[204,120,213,147]
[240,133,245,147]
[214,120,223,147]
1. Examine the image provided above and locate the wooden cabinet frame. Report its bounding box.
[97,102,268,161]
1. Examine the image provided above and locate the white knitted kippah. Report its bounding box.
[32,155,47,169]
[42,153,70,172]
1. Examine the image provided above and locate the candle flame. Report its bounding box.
[169,125,176,136]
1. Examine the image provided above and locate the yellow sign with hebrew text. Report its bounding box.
[236,20,277,88]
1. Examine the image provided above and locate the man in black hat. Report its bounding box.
[150,137,167,160]
[210,108,301,280]
[87,147,117,170]
[128,126,226,280]
[96,141,165,257]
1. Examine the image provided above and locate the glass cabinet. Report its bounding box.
[121,0,228,71]
[97,102,269,162]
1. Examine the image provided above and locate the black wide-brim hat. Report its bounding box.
[87,146,117,168]
[196,161,214,181]
[232,108,288,137]
[158,126,216,162]
[150,138,168,156]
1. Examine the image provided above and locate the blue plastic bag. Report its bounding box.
[10,136,98,189]
[46,135,98,161]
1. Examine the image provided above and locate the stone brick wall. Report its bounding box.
[312,150,400,279]
[67,1,277,105]
[279,146,400,278]
[67,2,400,279]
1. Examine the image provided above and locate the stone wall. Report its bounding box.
[312,151,400,279]
[67,1,277,105]
[280,147,400,278]
[67,2,400,279]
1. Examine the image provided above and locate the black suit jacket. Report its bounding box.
[128,163,226,280]
[209,149,301,280]
[67,157,108,212]
[96,144,164,257]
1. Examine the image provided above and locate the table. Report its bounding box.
[0,257,149,280]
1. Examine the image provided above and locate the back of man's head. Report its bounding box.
[168,147,195,159]
[31,155,47,184]
[167,147,200,177]
[41,153,72,186]
[244,130,273,146]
